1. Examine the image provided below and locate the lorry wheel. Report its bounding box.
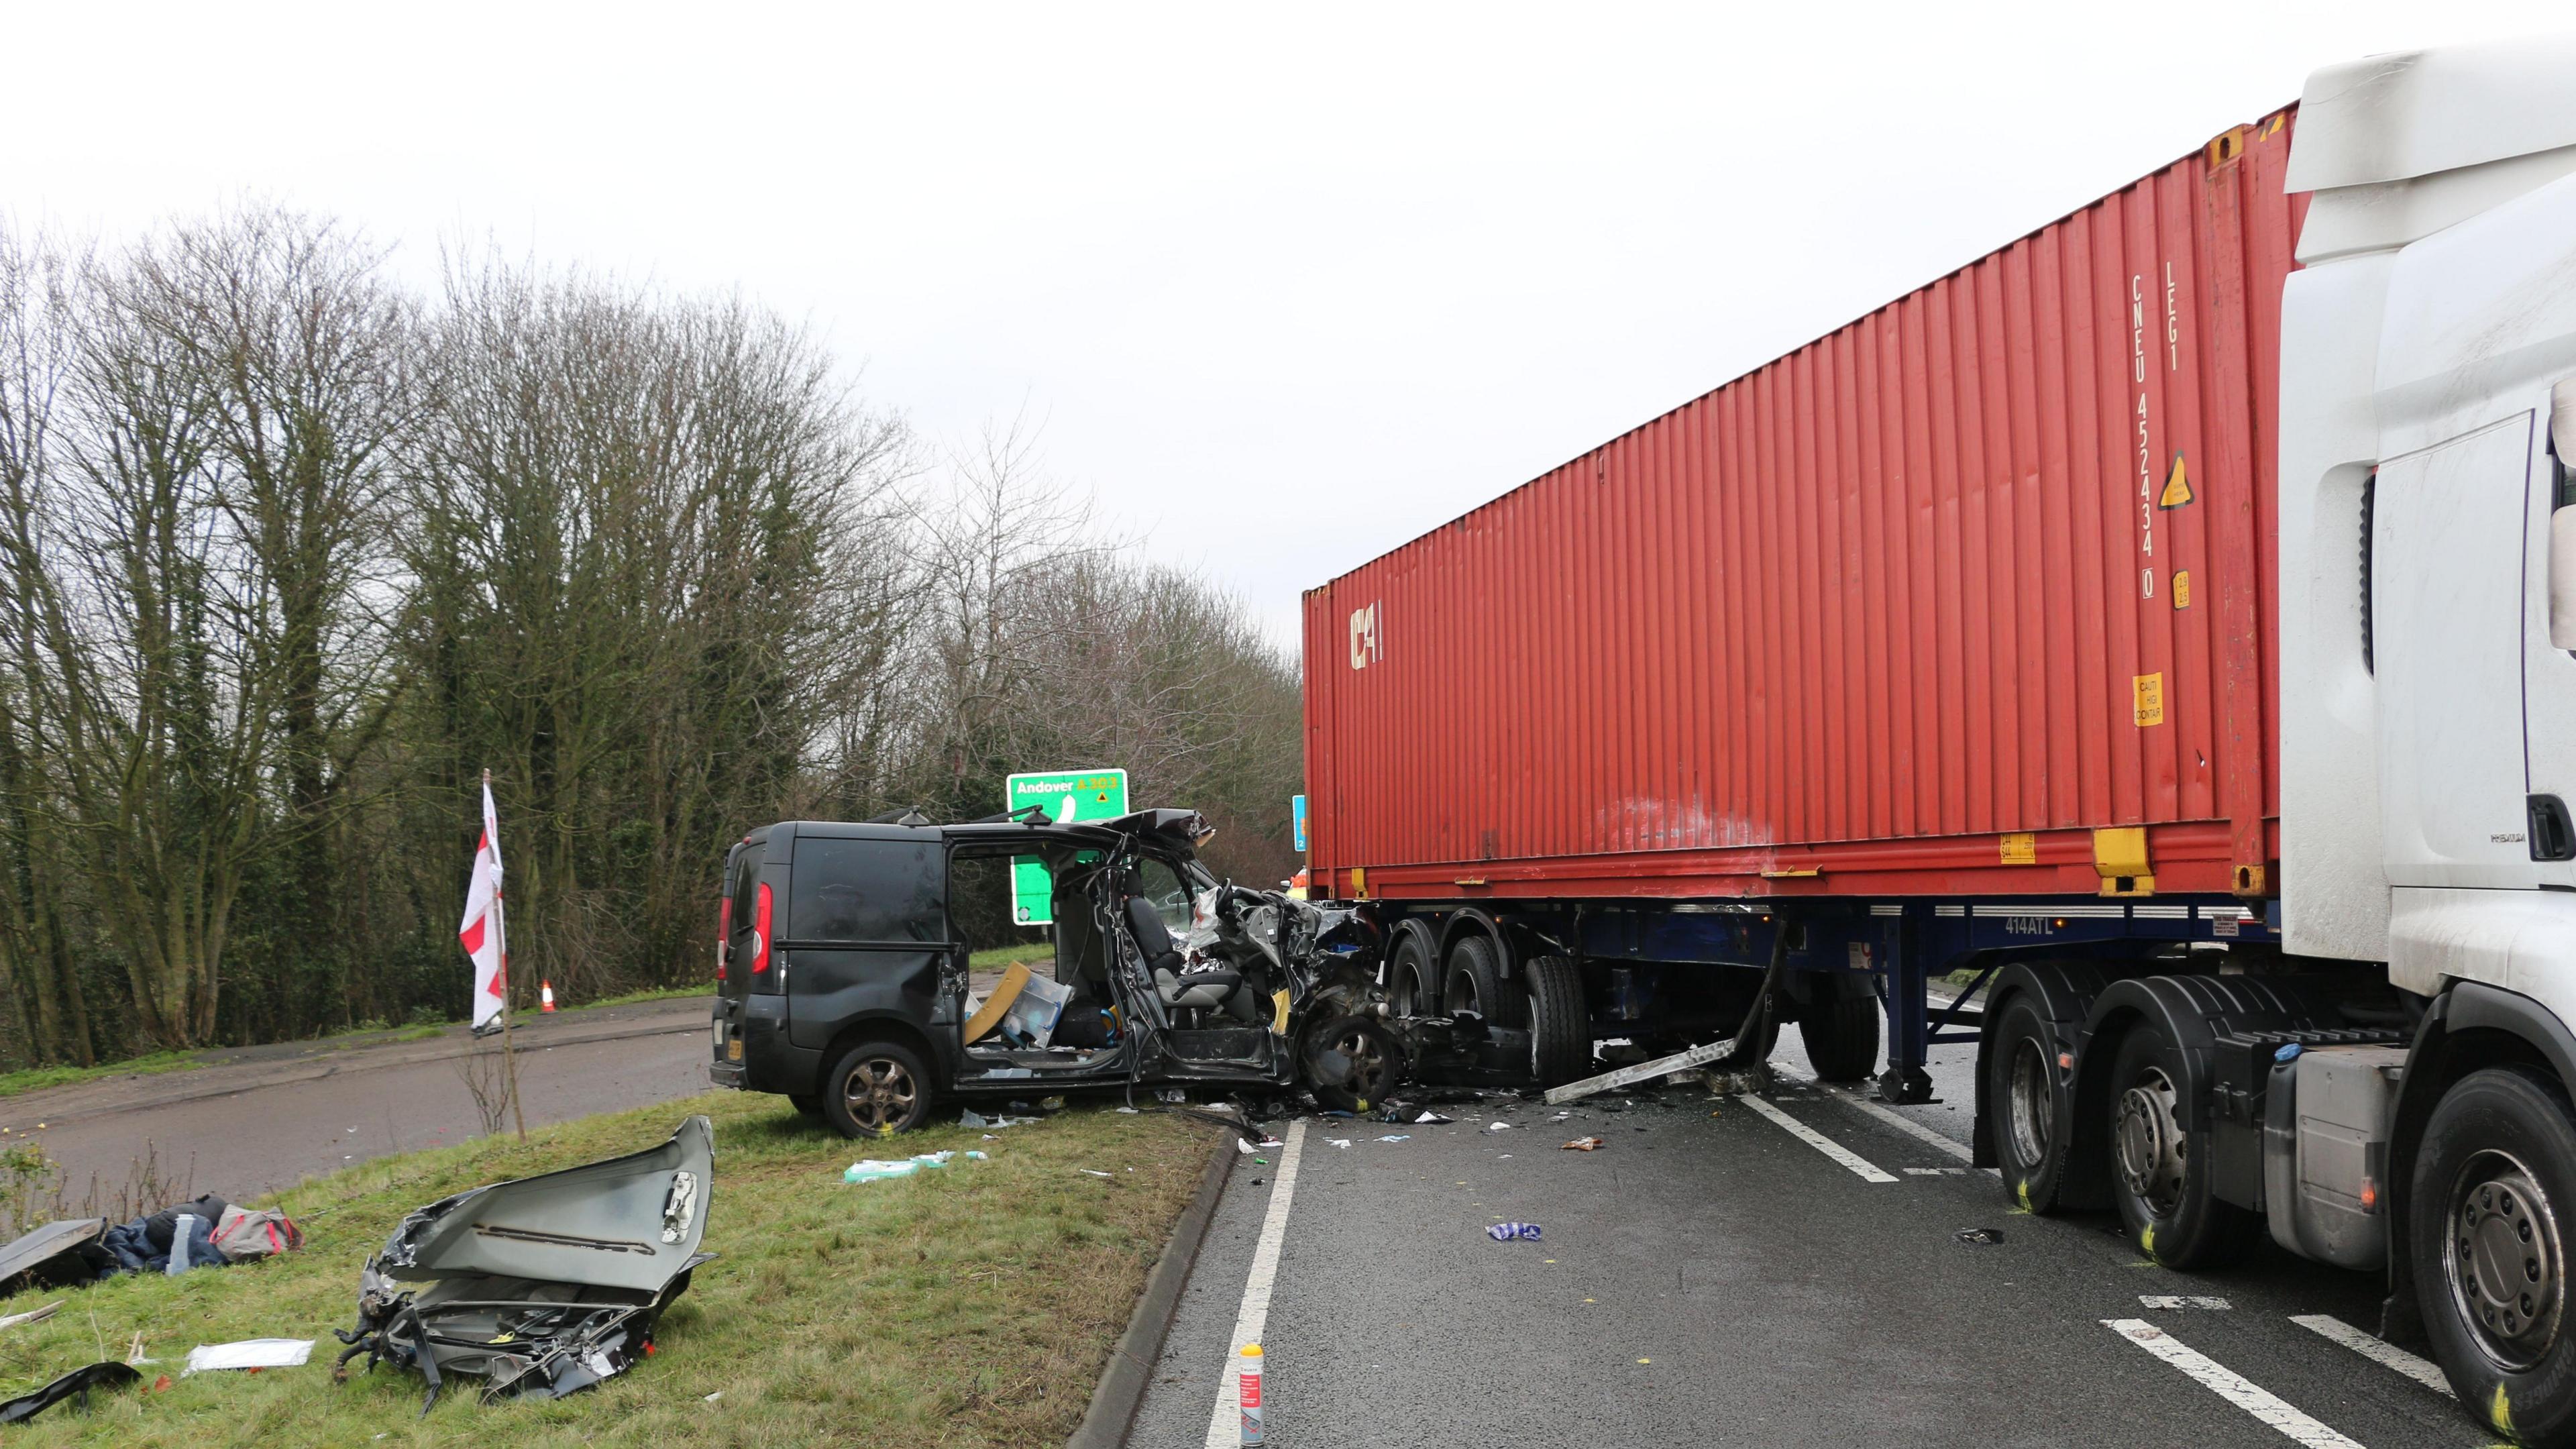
[1799,990,1880,1083]
[2412,1066,2576,1442]
[1984,994,2074,1211]
[1389,934,1439,1017]
[2106,1021,2258,1267]
[1523,955,1591,1087]
[1444,936,1524,1027]
[822,1041,932,1139]
[1305,1016,1406,1114]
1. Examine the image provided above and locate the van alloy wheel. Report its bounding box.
[2446,1148,2567,1371]
[843,1056,920,1134]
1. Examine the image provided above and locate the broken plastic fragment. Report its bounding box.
[1080,1169,1114,1179]
[1955,1228,2005,1246]
[1325,1138,1351,1149]
[183,1339,316,1376]
[0,1362,140,1424]
[1563,1136,1607,1151]
[1487,1222,1543,1242]
[1375,1134,1410,1142]
[1487,1122,1512,1132]
[1414,1112,1452,1125]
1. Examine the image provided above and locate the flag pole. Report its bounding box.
[487,768,527,1142]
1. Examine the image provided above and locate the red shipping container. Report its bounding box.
[1303,111,2309,904]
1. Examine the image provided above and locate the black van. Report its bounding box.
[706,806,1405,1137]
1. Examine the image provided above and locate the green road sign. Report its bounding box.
[1005,769,1128,925]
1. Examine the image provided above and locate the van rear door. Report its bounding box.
[719,834,769,1001]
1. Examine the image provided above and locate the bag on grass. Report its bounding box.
[211,1205,302,1262]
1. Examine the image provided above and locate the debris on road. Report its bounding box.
[332,1115,716,1413]
[1562,1136,1607,1151]
[1955,1228,2006,1246]
[183,1338,317,1375]
[1413,1111,1454,1125]
[1487,1122,1511,1132]
[958,1109,1037,1130]
[0,1362,140,1424]
[1375,1134,1410,1142]
[1487,1223,1544,1242]
[1325,1138,1351,1149]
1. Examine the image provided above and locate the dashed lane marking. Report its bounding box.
[2290,1314,2455,1399]
[1780,1069,2003,1177]
[2104,1318,2365,1448]
[1900,1167,1972,1176]
[1742,1095,1896,1182]
[1202,1120,1306,1449]
[2140,1295,2233,1309]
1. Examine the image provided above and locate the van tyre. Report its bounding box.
[823,1041,932,1139]
[1444,936,1523,1028]
[1985,994,2074,1212]
[1305,1016,1406,1114]
[1389,933,1439,1017]
[1799,989,1880,1083]
[1523,955,1590,1087]
[2106,1021,2259,1267]
[2412,1066,2576,1443]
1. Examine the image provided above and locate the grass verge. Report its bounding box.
[0,1089,1218,1447]
[0,1054,202,1102]
[967,941,1054,972]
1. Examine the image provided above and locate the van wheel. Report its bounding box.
[1389,934,1439,1017]
[2107,1022,2258,1267]
[2413,1066,2576,1442]
[1305,1017,1405,1114]
[1523,955,1591,1087]
[1799,990,1880,1082]
[823,1042,932,1139]
[1984,994,2073,1211]
[1444,936,1523,1027]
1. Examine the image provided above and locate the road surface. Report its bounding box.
[1130,1010,2482,1449]
[1,1000,713,1213]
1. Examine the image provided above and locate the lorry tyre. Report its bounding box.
[2106,1021,2259,1267]
[2412,1066,2576,1441]
[1523,955,1590,1087]
[1799,989,1880,1083]
[1389,933,1439,1017]
[1305,1016,1406,1114]
[822,1040,933,1139]
[1444,936,1523,1027]
[1984,994,2074,1212]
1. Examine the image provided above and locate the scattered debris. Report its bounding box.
[0,1362,140,1424]
[1258,1138,1284,1148]
[184,1338,317,1375]
[1236,1138,1257,1155]
[1487,1223,1544,1242]
[845,1151,969,1183]
[1955,1228,2006,1246]
[1487,1122,1512,1132]
[1157,1088,1187,1103]
[958,1109,1038,1130]
[1375,1134,1411,1142]
[1549,1112,1572,1122]
[1562,1136,1607,1151]
[332,1116,716,1413]
[1414,1112,1453,1125]
[1038,1095,1067,1111]
[705,1390,723,1403]
[1080,1169,1115,1179]
[0,1300,64,1333]
[1115,1106,1140,1114]
[1325,1138,1352,1150]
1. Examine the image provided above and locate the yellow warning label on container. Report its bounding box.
[2171,570,2192,609]
[2134,673,2166,727]
[2000,833,2037,865]
[2158,454,2193,509]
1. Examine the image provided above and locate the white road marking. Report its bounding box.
[1203,1120,1306,1448]
[1900,1166,1972,1176]
[1743,1095,1896,1182]
[1776,1068,2004,1177]
[2103,1318,2364,1448]
[2290,1315,2455,1399]
[2140,1295,2233,1309]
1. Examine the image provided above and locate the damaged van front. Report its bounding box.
[706,806,1407,1134]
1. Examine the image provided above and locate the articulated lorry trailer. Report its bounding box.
[1301,36,2576,1440]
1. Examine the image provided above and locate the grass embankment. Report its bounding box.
[0,1054,203,1102]
[0,1090,1218,1447]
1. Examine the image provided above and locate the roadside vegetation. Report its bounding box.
[0,210,1303,1077]
[0,1089,1218,1447]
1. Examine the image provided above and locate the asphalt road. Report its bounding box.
[1,1000,714,1212]
[1130,1022,2487,1449]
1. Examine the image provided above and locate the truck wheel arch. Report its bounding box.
[1972,960,2110,1177]
[1438,909,1515,981]
[2383,981,2576,1345]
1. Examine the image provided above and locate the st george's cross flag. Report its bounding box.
[458,779,508,1031]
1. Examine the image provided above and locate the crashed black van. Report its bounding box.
[707,806,1405,1136]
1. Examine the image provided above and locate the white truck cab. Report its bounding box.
[2274,33,2576,1440]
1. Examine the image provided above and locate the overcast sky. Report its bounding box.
[10,1,2572,648]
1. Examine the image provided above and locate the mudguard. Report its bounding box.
[1970,961,2110,1172]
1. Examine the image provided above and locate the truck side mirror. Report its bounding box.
[2554,379,2576,649]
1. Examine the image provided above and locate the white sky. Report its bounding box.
[10,1,2572,647]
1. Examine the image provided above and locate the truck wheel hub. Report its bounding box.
[2448,1152,2564,1368]
[2006,1039,2053,1167]
[2114,1068,2186,1214]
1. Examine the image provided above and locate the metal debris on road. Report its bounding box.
[1955,1228,2006,1246]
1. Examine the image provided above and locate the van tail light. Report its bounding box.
[751,883,773,974]
[716,897,731,981]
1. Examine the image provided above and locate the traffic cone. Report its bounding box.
[539,980,557,1013]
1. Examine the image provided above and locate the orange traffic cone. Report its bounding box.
[539,980,557,1013]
